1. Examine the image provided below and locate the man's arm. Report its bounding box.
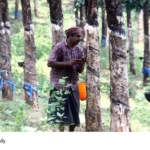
[47,59,82,68]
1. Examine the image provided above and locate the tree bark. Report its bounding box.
[48,0,63,47]
[143,0,149,86]
[85,0,102,132]
[0,0,13,100]
[21,0,38,110]
[137,10,143,43]
[101,0,107,47]
[105,0,131,132]
[126,7,136,75]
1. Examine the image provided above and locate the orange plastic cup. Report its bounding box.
[78,82,86,101]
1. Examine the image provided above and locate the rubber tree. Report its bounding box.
[85,0,102,132]
[126,2,136,75]
[0,0,14,100]
[143,0,149,85]
[47,0,63,47]
[105,0,131,132]
[21,0,38,110]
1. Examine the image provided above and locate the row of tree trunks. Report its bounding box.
[21,0,38,110]
[126,7,136,75]
[0,0,13,100]
[85,0,102,132]
[74,2,87,55]
[48,0,63,47]
[143,0,150,86]
[73,1,87,56]
[15,0,38,19]
[105,0,131,132]
[74,1,86,27]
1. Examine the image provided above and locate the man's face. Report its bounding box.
[71,29,83,45]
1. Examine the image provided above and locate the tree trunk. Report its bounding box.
[137,10,143,43]
[126,7,136,75]
[34,0,39,18]
[21,0,38,110]
[101,0,107,47]
[143,0,150,86]
[149,20,150,52]
[48,0,63,46]
[0,0,13,100]
[85,0,102,132]
[15,0,19,19]
[105,0,131,132]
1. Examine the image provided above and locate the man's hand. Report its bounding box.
[76,57,86,65]
[76,57,86,73]
[68,59,82,66]
[81,57,86,64]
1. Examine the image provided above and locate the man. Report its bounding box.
[47,26,86,132]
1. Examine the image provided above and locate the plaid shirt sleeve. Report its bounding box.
[48,44,62,61]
